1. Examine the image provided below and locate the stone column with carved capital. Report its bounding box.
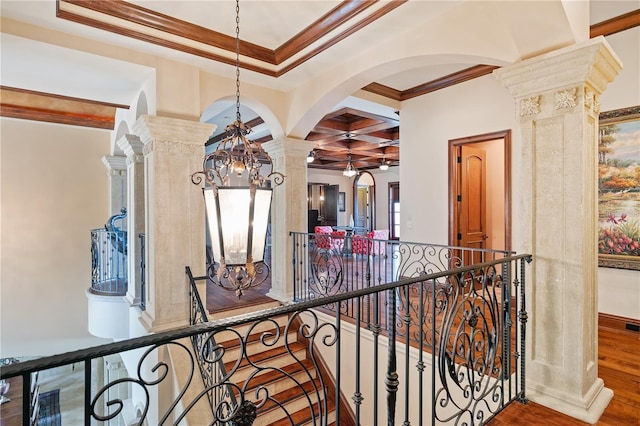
[102,155,128,217]
[262,138,316,302]
[117,134,145,307]
[494,37,621,423]
[133,115,216,332]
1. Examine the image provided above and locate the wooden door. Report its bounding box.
[324,184,339,226]
[356,187,368,228]
[459,145,487,263]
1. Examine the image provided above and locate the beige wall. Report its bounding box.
[1,118,113,356]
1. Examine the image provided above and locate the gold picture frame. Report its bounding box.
[598,105,640,270]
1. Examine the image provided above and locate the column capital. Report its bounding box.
[263,138,315,159]
[494,37,622,99]
[117,134,144,164]
[102,155,127,174]
[133,115,216,147]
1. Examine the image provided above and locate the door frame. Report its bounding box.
[448,130,512,251]
[353,171,376,231]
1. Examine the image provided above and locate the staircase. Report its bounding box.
[207,301,353,426]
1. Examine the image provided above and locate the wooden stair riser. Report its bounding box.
[241,365,318,396]
[225,346,308,384]
[212,314,290,340]
[219,330,299,364]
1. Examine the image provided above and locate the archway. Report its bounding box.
[353,171,376,232]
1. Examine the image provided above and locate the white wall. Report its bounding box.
[399,27,640,320]
[1,118,113,356]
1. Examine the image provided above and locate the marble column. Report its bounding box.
[133,115,216,332]
[262,138,315,302]
[102,155,128,217]
[494,37,621,423]
[117,134,145,307]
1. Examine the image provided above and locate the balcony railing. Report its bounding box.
[90,209,127,296]
[292,232,512,303]
[1,252,531,426]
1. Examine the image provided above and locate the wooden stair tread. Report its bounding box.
[255,377,323,412]
[238,358,316,391]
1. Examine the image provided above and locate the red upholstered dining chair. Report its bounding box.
[314,226,333,249]
[351,234,370,255]
[329,230,346,252]
[352,229,389,256]
[314,226,346,252]
[369,229,389,256]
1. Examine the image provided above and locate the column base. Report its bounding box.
[527,378,613,424]
[139,311,189,333]
[266,288,294,304]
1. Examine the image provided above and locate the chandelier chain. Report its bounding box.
[235,0,241,122]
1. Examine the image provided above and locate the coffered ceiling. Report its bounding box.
[1,1,638,171]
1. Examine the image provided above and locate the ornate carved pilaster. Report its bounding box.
[102,155,128,217]
[495,37,621,423]
[117,134,145,307]
[133,115,216,332]
[262,138,315,302]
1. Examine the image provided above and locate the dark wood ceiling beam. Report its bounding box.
[0,86,126,129]
[347,118,390,133]
[360,82,403,101]
[341,107,399,125]
[590,9,640,38]
[306,130,343,139]
[399,64,500,101]
[347,134,389,145]
[275,1,375,62]
[314,141,351,151]
[276,1,407,76]
[61,0,275,63]
[309,121,351,134]
[1,86,128,109]
[1,103,115,129]
[58,0,406,78]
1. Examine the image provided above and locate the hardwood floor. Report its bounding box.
[488,322,640,426]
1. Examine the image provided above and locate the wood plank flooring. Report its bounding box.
[488,323,640,426]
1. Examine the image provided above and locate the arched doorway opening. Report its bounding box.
[353,171,376,232]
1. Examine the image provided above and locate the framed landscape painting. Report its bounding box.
[598,105,640,270]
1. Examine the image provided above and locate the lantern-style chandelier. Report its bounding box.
[191,0,283,297]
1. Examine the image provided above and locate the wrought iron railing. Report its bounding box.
[139,233,146,311]
[187,267,238,420]
[1,254,530,426]
[292,232,512,303]
[90,209,127,295]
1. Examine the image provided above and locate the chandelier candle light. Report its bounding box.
[191,0,283,297]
